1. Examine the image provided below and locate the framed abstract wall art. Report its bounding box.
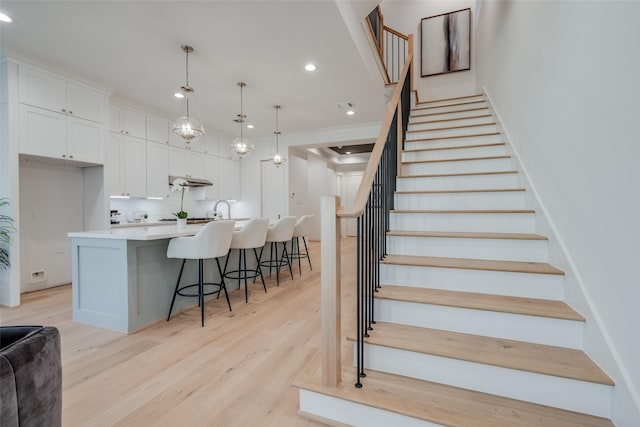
[421,8,471,77]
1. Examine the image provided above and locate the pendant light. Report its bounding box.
[271,105,286,167]
[230,82,254,158]
[172,45,205,142]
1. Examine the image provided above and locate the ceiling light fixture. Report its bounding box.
[246,124,254,129]
[347,110,355,116]
[0,12,12,23]
[305,63,316,71]
[230,82,254,158]
[174,92,184,99]
[271,105,286,168]
[172,45,205,143]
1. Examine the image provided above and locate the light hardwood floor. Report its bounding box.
[1,238,357,426]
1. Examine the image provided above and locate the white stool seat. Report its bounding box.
[166,220,235,326]
[260,216,296,286]
[290,215,314,275]
[223,218,269,303]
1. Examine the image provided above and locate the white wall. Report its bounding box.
[474,1,640,423]
[382,0,476,100]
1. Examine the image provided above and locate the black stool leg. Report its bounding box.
[282,242,293,280]
[253,248,267,293]
[303,236,312,270]
[294,237,302,275]
[167,259,187,321]
[198,259,205,327]
[216,258,232,312]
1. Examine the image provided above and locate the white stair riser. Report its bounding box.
[404,134,504,151]
[394,191,526,210]
[359,345,612,418]
[412,101,488,115]
[299,389,441,427]
[386,235,548,262]
[390,212,535,233]
[416,96,485,109]
[410,108,490,123]
[403,157,512,175]
[406,124,498,140]
[409,115,494,131]
[397,173,519,191]
[374,298,583,349]
[380,264,564,300]
[403,144,506,162]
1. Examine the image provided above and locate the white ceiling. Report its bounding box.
[0,0,387,141]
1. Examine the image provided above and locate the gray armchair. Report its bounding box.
[0,326,62,427]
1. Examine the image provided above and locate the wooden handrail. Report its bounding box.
[384,25,409,40]
[337,47,413,219]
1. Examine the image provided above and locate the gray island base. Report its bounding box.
[69,224,253,333]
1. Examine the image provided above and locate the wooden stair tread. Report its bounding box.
[376,285,584,321]
[381,254,563,275]
[386,230,548,240]
[407,122,497,133]
[416,93,483,105]
[398,170,518,179]
[407,132,500,141]
[395,188,525,195]
[413,99,486,111]
[403,155,510,165]
[410,113,492,125]
[295,364,614,427]
[403,142,505,153]
[391,209,535,214]
[411,106,489,118]
[350,323,613,385]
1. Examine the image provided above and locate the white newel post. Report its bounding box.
[321,196,341,387]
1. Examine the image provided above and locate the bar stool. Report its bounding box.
[166,220,235,327]
[223,218,269,303]
[259,216,296,286]
[290,215,314,275]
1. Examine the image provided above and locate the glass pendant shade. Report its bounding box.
[230,136,254,158]
[270,105,286,167]
[230,82,254,158]
[172,45,205,143]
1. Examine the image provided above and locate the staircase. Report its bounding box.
[296,94,615,427]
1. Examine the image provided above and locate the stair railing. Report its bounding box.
[320,47,413,388]
[366,6,411,84]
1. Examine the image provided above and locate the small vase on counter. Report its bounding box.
[176,218,187,229]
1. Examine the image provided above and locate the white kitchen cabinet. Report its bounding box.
[107,132,147,198]
[147,141,169,198]
[203,155,220,201]
[19,104,104,164]
[169,146,204,179]
[109,104,146,139]
[203,131,220,156]
[18,65,105,123]
[218,157,240,201]
[146,114,169,144]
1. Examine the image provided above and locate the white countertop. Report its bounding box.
[69,224,206,241]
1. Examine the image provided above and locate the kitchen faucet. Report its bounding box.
[213,200,231,220]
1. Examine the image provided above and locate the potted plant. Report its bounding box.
[0,198,15,270]
[171,178,189,228]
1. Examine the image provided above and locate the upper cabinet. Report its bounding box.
[17,64,107,164]
[146,114,169,144]
[18,65,105,123]
[109,104,146,139]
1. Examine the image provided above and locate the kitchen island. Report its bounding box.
[69,223,248,333]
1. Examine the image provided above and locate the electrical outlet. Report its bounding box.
[30,270,46,283]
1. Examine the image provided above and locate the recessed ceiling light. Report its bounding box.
[305,63,316,72]
[347,110,355,116]
[0,12,12,23]
[246,124,254,129]
[345,151,351,154]
[174,92,184,99]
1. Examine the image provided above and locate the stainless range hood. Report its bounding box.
[168,175,213,187]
